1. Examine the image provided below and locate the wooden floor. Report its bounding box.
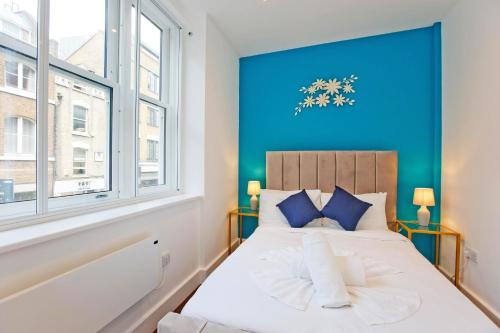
[174,287,199,313]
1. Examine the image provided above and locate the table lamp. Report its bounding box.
[413,188,435,226]
[247,181,261,211]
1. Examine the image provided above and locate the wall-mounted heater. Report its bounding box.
[0,236,161,333]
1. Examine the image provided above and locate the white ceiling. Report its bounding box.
[192,0,458,56]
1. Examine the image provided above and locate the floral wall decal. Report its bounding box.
[294,74,358,115]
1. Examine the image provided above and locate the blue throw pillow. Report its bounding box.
[276,190,323,228]
[321,186,372,231]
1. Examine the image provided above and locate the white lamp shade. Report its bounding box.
[247,181,261,196]
[413,188,435,206]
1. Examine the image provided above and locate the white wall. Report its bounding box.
[441,0,500,318]
[0,1,240,332]
[201,17,240,267]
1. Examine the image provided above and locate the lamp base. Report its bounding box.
[250,195,258,211]
[417,206,430,227]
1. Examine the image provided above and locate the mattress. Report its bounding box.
[182,227,496,333]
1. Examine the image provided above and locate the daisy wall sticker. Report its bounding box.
[294,75,358,116]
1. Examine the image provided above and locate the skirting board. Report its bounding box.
[437,266,499,327]
[128,238,241,333]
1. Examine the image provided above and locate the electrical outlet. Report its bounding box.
[464,246,478,263]
[161,251,171,267]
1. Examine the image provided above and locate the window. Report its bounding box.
[147,71,159,94]
[147,106,159,127]
[135,3,180,194]
[3,117,35,154]
[0,0,37,214]
[4,61,35,92]
[0,0,180,222]
[1,19,32,44]
[73,148,87,175]
[73,105,88,132]
[147,139,158,161]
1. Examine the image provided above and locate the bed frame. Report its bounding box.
[266,151,398,222]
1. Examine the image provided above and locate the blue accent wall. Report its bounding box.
[238,24,442,261]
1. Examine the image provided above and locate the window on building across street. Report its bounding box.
[0,0,180,222]
[4,60,35,92]
[147,71,159,94]
[3,117,35,154]
[147,139,158,161]
[147,106,159,127]
[73,105,88,132]
[73,148,87,176]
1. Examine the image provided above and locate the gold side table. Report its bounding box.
[395,220,461,286]
[227,207,258,255]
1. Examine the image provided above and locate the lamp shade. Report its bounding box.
[247,181,261,196]
[413,188,435,206]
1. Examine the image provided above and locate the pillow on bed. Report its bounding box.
[321,191,388,231]
[320,186,372,231]
[276,190,323,228]
[259,189,323,228]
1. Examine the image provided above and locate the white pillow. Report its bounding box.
[259,189,323,228]
[320,192,388,231]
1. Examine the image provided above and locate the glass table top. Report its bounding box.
[230,207,259,216]
[397,221,458,234]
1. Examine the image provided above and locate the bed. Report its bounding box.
[179,151,496,333]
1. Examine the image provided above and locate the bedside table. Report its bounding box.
[227,207,258,255]
[395,220,461,286]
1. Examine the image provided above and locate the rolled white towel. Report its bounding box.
[290,254,366,287]
[302,233,351,308]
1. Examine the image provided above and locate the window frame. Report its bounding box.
[0,0,182,225]
[133,0,180,196]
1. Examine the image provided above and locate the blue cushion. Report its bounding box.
[321,186,372,231]
[276,190,323,228]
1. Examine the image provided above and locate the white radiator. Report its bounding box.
[0,236,161,333]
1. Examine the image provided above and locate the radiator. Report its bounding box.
[0,236,161,333]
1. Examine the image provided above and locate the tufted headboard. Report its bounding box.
[266,151,398,222]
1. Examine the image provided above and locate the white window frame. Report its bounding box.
[131,0,180,196]
[0,0,181,224]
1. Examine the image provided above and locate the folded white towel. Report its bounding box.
[290,254,366,286]
[251,268,314,310]
[348,286,421,325]
[302,233,351,308]
[260,246,402,283]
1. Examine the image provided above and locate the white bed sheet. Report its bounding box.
[182,227,496,333]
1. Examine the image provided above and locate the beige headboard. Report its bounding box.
[266,151,398,222]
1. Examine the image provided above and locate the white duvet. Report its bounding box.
[182,227,497,333]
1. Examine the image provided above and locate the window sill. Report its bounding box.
[0,193,202,255]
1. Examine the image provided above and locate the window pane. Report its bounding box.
[138,101,164,187]
[139,14,161,99]
[50,67,111,198]
[0,1,37,46]
[0,48,36,209]
[21,118,35,154]
[22,64,35,92]
[73,105,87,132]
[49,0,106,77]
